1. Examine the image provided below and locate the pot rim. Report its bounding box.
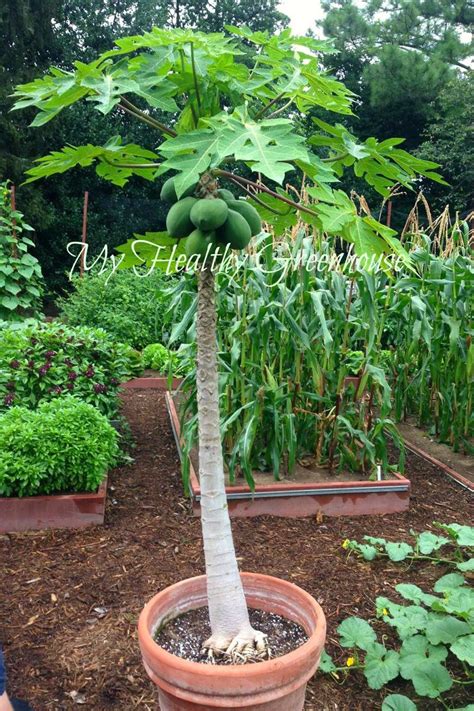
[138,571,326,678]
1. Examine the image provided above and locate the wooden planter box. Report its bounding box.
[121,375,183,390]
[0,477,108,534]
[165,393,410,519]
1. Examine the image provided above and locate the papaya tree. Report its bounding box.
[12,26,444,659]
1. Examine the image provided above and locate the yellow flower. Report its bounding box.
[382,608,389,616]
[342,539,351,550]
[346,657,355,667]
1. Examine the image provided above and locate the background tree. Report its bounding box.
[416,73,474,215]
[318,0,472,223]
[13,25,442,656]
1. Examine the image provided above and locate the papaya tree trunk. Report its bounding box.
[196,267,252,645]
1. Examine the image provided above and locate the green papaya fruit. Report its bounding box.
[160,177,178,204]
[217,188,235,203]
[166,197,197,238]
[185,229,215,259]
[190,198,229,231]
[160,177,197,204]
[216,209,252,250]
[227,200,262,236]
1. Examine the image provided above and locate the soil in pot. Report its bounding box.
[155,607,308,664]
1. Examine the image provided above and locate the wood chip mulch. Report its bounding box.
[0,390,472,710]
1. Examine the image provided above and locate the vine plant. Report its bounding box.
[0,181,44,321]
[13,26,445,659]
[322,524,474,711]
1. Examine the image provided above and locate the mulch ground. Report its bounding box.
[0,389,472,711]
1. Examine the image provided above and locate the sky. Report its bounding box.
[278,0,324,36]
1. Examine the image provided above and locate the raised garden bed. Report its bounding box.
[122,370,183,391]
[165,392,410,518]
[397,419,474,492]
[0,477,108,533]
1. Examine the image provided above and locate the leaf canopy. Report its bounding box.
[12,25,446,263]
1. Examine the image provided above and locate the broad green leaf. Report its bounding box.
[437,524,474,547]
[417,531,450,555]
[319,649,337,673]
[24,140,159,186]
[364,643,400,690]
[431,587,474,620]
[82,73,139,114]
[364,536,387,546]
[316,202,354,233]
[382,694,417,711]
[457,558,474,573]
[337,617,377,651]
[425,614,471,645]
[160,110,309,191]
[248,193,298,236]
[449,634,474,665]
[357,544,378,561]
[380,602,429,640]
[399,635,448,681]
[0,296,19,310]
[434,573,465,593]
[410,661,453,698]
[385,542,414,562]
[396,584,437,607]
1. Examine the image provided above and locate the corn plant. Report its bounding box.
[172,231,405,488]
[380,251,474,453]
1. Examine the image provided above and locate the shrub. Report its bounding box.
[58,269,174,349]
[0,321,141,418]
[0,397,118,497]
[142,342,193,375]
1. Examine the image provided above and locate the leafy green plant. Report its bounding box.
[174,232,405,486]
[0,320,141,417]
[0,181,44,321]
[0,397,118,497]
[343,523,474,570]
[142,342,192,376]
[58,268,174,349]
[321,525,474,710]
[381,251,474,454]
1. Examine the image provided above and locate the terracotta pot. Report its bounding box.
[138,572,326,710]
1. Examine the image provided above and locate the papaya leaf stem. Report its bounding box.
[190,42,202,109]
[102,157,161,169]
[254,92,285,120]
[216,169,319,218]
[227,178,291,215]
[119,97,177,137]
